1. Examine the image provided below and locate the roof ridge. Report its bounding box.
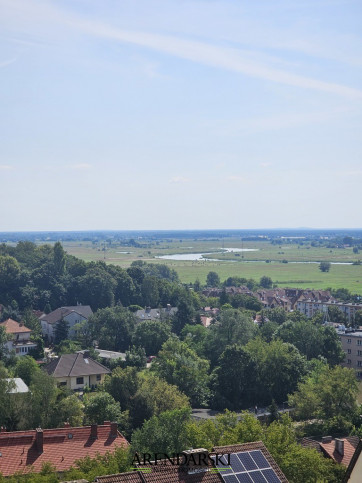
[67,353,79,377]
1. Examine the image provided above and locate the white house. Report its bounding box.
[0,319,37,356]
[39,305,93,342]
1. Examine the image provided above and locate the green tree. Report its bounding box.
[54,318,69,345]
[56,394,84,427]
[14,356,40,386]
[131,407,191,454]
[172,298,195,334]
[125,346,147,369]
[274,320,344,364]
[206,271,220,287]
[141,276,160,307]
[319,261,331,272]
[89,306,136,352]
[213,345,257,409]
[205,309,257,366]
[245,338,307,405]
[53,242,66,275]
[0,326,9,360]
[130,373,190,428]
[104,366,139,411]
[289,363,358,432]
[153,338,210,406]
[133,320,171,355]
[84,392,122,424]
[260,276,272,288]
[0,255,21,304]
[30,370,58,428]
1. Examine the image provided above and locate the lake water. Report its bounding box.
[157,248,259,261]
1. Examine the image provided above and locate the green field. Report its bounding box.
[62,239,362,294]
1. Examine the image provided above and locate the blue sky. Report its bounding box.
[0,0,361,230]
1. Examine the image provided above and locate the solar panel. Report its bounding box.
[215,450,282,483]
[230,454,246,473]
[223,475,239,483]
[249,450,269,469]
[250,471,267,483]
[236,473,253,483]
[262,469,281,483]
[238,452,257,471]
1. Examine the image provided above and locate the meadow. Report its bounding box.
[62,238,362,294]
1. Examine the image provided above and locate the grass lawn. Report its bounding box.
[62,240,362,294]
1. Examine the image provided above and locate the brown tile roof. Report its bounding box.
[40,306,93,325]
[0,318,31,334]
[214,441,288,483]
[320,438,358,466]
[0,423,128,477]
[95,442,288,483]
[45,353,110,378]
[301,436,360,467]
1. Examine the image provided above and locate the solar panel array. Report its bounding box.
[211,450,282,483]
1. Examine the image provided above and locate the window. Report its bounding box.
[58,382,67,387]
[76,377,84,385]
[358,350,362,356]
[347,339,352,344]
[347,359,352,364]
[358,340,362,346]
[96,374,101,381]
[358,361,362,367]
[348,349,351,354]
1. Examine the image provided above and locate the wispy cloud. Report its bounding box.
[226,175,247,182]
[0,165,14,171]
[69,163,92,170]
[0,58,16,69]
[72,20,362,100]
[260,162,272,168]
[5,0,360,100]
[169,176,190,184]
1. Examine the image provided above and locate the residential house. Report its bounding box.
[0,422,128,477]
[39,305,93,342]
[343,439,362,482]
[0,318,37,356]
[92,441,289,482]
[45,352,110,390]
[135,304,177,322]
[301,436,360,468]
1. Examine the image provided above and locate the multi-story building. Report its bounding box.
[0,318,37,356]
[339,331,362,378]
[297,301,362,324]
[39,305,93,342]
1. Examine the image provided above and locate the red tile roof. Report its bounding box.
[320,438,357,466]
[0,318,31,334]
[95,442,288,483]
[0,423,128,477]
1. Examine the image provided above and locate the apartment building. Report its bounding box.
[297,301,362,324]
[339,331,362,377]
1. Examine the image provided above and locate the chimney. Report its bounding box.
[0,426,7,433]
[335,438,344,456]
[90,424,98,439]
[181,449,209,473]
[322,436,332,444]
[64,422,70,428]
[110,422,118,438]
[36,428,43,454]
[103,421,111,426]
